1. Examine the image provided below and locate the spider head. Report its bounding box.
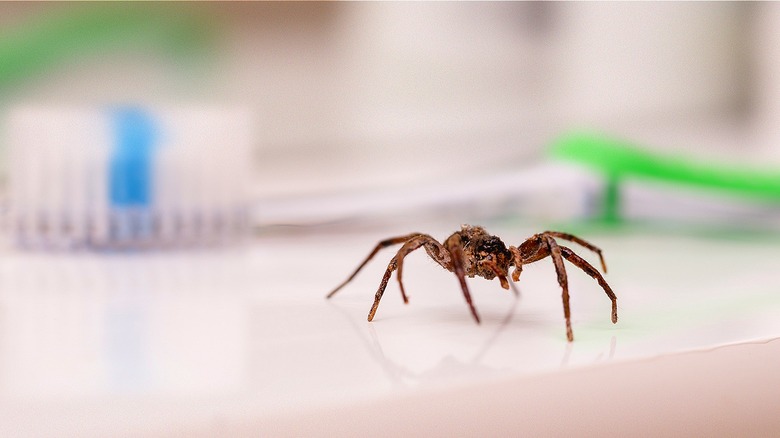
[472,234,512,280]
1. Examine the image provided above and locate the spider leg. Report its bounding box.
[481,260,511,290]
[368,258,397,322]
[543,235,574,342]
[367,235,448,321]
[508,246,523,283]
[395,235,448,304]
[326,233,422,299]
[560,246,618,324]
[543,231,608,273]
[445,234,481,324]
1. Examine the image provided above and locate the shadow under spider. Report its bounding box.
[326,295,521,387]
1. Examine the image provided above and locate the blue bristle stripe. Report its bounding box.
[109,107,157,207]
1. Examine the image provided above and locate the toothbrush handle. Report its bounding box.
[551,132,780,201]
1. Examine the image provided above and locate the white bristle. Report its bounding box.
[5,105,254,250]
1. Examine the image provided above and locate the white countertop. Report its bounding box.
[1,222,779,436]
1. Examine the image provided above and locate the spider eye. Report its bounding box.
[477,236,507,255]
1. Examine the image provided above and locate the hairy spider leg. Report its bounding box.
[445,233,482,324]
[395,235,450,304]
[543,235,574,342]
[481,258,520,296]
[514,233,618,342]
[508,246,524,282]
[559,246,618,324]
[480,259,511,291]
[543,231,608,273]
[367,235,450,321]
[326,233,422,299]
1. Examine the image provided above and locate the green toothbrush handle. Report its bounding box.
[549,131,780,223]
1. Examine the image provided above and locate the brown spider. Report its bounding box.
[326,225,618,342]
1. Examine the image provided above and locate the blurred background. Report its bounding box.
[3,2,780,436]
[1,2,777,233]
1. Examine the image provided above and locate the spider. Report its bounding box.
[326,225,617,342]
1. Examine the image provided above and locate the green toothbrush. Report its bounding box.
[550,131,780,225]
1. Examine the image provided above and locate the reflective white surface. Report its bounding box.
[1,223,780,435]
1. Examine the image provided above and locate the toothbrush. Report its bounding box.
[6,105,254,250]
[550,131,780,229]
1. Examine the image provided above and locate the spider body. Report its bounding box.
[327,225,617,342]
[458,226,512,280]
